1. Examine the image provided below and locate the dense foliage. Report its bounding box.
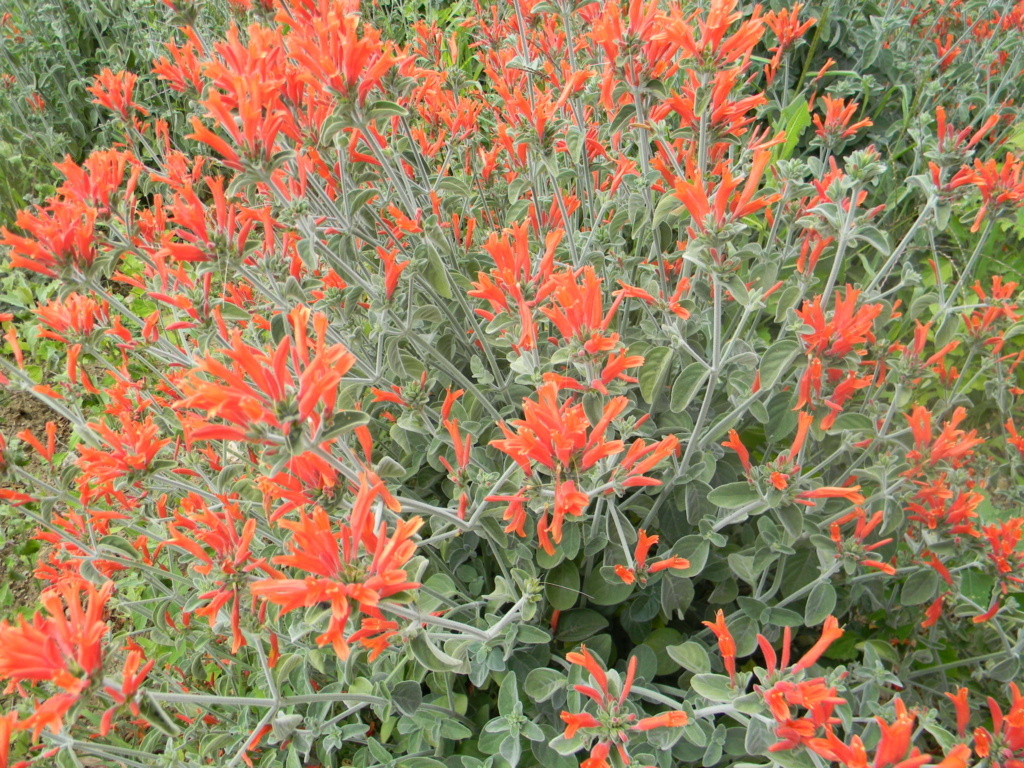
[2,0,1024,767]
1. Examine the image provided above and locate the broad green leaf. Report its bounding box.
[661,574,695,617]
[524,668,565,702]
[367,100,409,119]
[804,582,837,626]
[423,247,454,299]
[585,567,634,606]
[901,569,940,606]
[644,628,684,676]
[639,346,673,403]
[409,633,467,672]
[670,536,710,577]
[555,609,609,642]
[759,339,802,389]
[138,692,182,736]
[670,362,708,413]
[778,98,812,160]
[827,412,874,433]
[324,410,371,436]
[988,655,1021,683]
[766,606,804,627]
[498,672,519,716]
[857,225,890,253]
[690,673,737,702]
[667,641,711,674]
[707,482,761,509]
[546,560,580,611]
[654,192,685,228]
[392,680,423,715]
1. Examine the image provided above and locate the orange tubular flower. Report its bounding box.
[1007,419,1024,459]
[75,413,172,504]
[489,380,677,548]
[634,711,689,730]
[757,617,844,681]
[962,152,1024,232]
[162,495,273,653]
[560,647,686,767]
[87,69,149,121]
[791,617,844,672]
[1,198,98,279]
[100,649,156,736]
[491,381,626,476]
[797,485,865,506]
[566,645,613,705]
[283,5,398,107]
[251,474,421,660]
[982,518,1024,594]
[973,683,1024,764]
[673,150,778,234]
[934,106,1000,155]
[658,0,765,69]
[704,609,737,685]
[561,711,601,739]
[176,315,355,443]
[722,429,752,475]
[945,688,970,737]
[933,744,971,768]
[593,348,645,395]
[0,580,113,736]
[807,699,930,768]
[795,355,823,411]
[873,699,928,768]
[831,508,894,573]
[468,222,560,351]
[763,680,845,753]
[34,293,109,344]
[0,710,29,768]
[796,286,883,358]
[812,95,873,144]
[538,266,640,358]
[376,246,410,300]
[905,406,983,469]
[0,579,112,690]
[614,529,690,585]
[56,148,138,212]
[152,31,205,93]
[763,3,815,52]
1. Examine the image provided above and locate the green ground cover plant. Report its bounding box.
[1,0,1024,767]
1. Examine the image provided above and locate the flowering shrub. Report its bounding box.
[0,0,236,222]
[1,0,1024,767]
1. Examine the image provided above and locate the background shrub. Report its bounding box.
[0,1,1023,767]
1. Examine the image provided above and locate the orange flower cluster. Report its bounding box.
[559,646,687,768]
[251,474,421,660]
[0,580,152,742]
[794,287,881,428]
[177,309,356,444]
[489,380,677,554]
[613,530,690,585]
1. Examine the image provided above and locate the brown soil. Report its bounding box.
[0,388,73,611]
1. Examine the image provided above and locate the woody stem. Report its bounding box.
[820,183,862,312]
[146,690,472,724]
[380,603,491,640]
[309,444,472,531]
[941,218,993,314]
[678,276,722,475]
[863,198,935,294]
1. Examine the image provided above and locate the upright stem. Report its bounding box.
[679,277,722,475]
[941,219,994,314]
[821,184,862,311]
[863,199,934,294]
